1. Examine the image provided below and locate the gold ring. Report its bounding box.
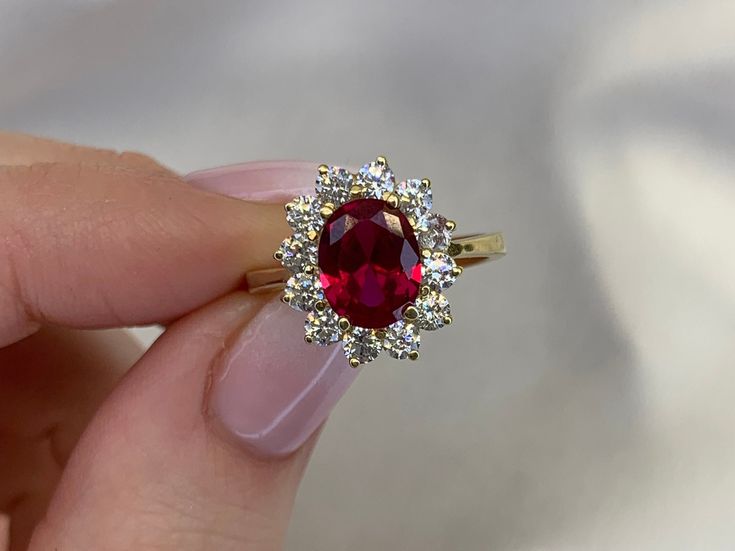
[249,156,505,366]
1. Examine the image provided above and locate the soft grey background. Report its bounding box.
[2,1,735,549]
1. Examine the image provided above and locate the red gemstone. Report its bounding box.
[318,198,422,328]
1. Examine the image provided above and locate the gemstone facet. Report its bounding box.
[316,166,353,205]
[422,251,458,290]
[415,290,451,330]
[384,320,420,359]
[358,160,395,198]
[318,198,422,329]
[284,273,324,311]
[417,213,453,251]
[286,195,323,238]
[278,236,316,272]
[396,178,432,220]
[304,309,342,346]
[342,327,382,364]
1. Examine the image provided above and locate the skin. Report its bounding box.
[0,132,315,551]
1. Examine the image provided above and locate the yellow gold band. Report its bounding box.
[245,232,504,294]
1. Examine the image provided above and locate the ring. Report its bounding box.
[247,156,505,367]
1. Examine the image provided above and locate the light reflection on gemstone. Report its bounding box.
[318,198,421,328]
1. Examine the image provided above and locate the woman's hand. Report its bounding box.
[0,132,354,551]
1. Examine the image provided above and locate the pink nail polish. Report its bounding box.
[187,161,357,457]
[210,299,355,458]
[186,160,320,203]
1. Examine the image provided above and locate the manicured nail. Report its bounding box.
[186,160,321,203]
[210,298,356,457]
[187,161,357,457]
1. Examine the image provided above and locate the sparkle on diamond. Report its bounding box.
[286,195,323,237]
[417,213,453,251]
[422,251,458,290]
[305,309,342,346]
[395,179,432,221]
[342,327,382,363]
[284,273,324,311]
[358,160,395,198]
[385,320,420,359]
[416,290,451,331]
[278,236,316,272]
[316,166,353,205]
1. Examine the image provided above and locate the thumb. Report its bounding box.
[29,292,356,551]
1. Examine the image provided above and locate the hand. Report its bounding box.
[0,132,354,551]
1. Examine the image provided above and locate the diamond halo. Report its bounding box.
[276,156,460,367]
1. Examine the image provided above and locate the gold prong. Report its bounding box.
[274,250,285,261]
[376,155,387,166]
[445,220,457,232]
[304,335,314,344]
[408,217,418,229]
[338,317,351,331]
[376,330,387,340]
[420,285,431,297]
[282,294,292,305]
[421,249,432,259]
[443,315,453,326]
[315,300,326,312]
[320,204,335,219]
[318,164,329,176]
[408,350,420,361]
[349,358,361,368]
[421,178,431,188]
[306,230,319,241]
[350,184,364,197]
[285,201,295,212]
[452,266,464,277]
[403,305,419,321]
[384,192,400,209]
[304,265,315,275]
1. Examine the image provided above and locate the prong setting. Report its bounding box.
[277,155,467,366]
[320,204,335,219]
[403,305,419,321]
[384,192,400,209]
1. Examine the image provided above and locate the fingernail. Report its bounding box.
[189,161,357,458]
[185,160,321,203]
[210,298,356,458]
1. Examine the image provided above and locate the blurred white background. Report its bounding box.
[2,1,735,549]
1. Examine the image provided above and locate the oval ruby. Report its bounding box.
[318,198,422,328]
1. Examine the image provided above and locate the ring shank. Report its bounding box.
[245,232,505,294]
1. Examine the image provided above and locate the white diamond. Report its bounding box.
[422,252,458,290]
[342,327,382,364]
[286,195,323,237]
[417,213,453,251]
[316,166,353,205]
[415,291,451,331]
[358,160,395,198]
[277,236,316,272]
[284,273,323,311]
[305,309,342,346]
[384,320,420,360]
[395,179,432,220]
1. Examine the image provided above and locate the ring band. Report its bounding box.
[246,232,504,294]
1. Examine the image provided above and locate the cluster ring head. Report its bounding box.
[276,156,461,366]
